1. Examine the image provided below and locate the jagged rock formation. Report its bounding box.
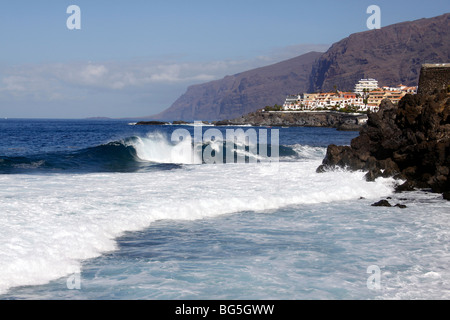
[317,89,450,199]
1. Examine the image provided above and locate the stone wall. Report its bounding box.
[417,63,450,95]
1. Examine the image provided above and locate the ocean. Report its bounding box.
[0,119,449,300]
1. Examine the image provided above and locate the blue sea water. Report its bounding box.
[0,119,449,300]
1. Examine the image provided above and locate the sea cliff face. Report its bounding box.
[150,13,449,121]
[309,13,450,92]
[151,52,322,121]
[317,90,450,199]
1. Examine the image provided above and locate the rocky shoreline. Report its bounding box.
[136,111,368,131]
[215,110,367,131]
[317,90,450,200]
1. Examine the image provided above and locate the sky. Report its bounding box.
[0,0,449,118]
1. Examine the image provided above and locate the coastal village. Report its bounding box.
[281,78,417,113]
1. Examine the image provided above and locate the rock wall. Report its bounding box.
[417,64,450,95]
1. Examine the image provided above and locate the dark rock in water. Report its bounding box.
[371,200,408,208]
[135,121,169,125]
[336,122,364,131]
[317,87,450,199]
[372,200,392,207]
[215,110,367,130]
[395,181,416,193]
[443,192,450,201]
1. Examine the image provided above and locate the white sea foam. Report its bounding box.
[0,159,396,295]
[128,130,279,165]
[129,132,201,164]
[291,144,327,160]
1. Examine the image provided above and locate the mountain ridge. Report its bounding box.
[150,13,450,121]
[151,51,322,121]
[309,13,450,92]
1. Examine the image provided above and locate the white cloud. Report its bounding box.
[0,59,246,100]
[0,42,331,99]
[0,43,330,117]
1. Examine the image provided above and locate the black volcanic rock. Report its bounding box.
[151,52,322,121]
[309,13,450,92]
[135,121,169,125]
[215,110,367,130]
[371,200,392,207]
[317,90,450,199]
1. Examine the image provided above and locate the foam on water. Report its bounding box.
[128,130,281,165]
[0,157,396,295]
[129,132,200,164]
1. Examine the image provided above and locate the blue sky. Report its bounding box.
[0,0,449,118]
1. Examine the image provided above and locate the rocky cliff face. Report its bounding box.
[309,13,450,92]
[317,89,450,199]
[152,52,322,121]
[151,13,449,122]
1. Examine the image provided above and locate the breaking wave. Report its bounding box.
[0,132,307,174]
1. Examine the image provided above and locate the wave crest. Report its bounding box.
[0,132,312,174]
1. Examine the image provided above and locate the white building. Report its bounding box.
[382,85,417,94]
[282,92,368,112]
[354,78,379,94]
[283,94,302,110]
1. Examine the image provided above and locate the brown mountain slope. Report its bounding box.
[151,13,449,121]
[309,13,450,92]
[151,51,322,121]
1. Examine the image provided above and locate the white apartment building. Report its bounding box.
[283,94,302,110]
[354,78,379,94]
[382,85,417,94]
[283,92,367,112]
[281,78,417,113]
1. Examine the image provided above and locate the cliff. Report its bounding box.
[309,13,450,92]
[151,52,322,121]
[150,13,449,121]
